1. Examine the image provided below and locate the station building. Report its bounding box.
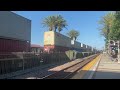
[31,44,43,53]
[0,11,31,53]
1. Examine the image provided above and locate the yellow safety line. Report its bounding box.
[82,55,101,70]
[78,54,101,79]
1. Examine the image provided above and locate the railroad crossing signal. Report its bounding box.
[109,40,120,48]
[110,40,114,45]
[109,40,119,50]
[109,40,120,63]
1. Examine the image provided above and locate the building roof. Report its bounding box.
[31,44,43,48]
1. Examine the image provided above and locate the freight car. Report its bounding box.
[44,31,95,53]
[0,11,31,52]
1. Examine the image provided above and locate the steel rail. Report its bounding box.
[42,54,99,79]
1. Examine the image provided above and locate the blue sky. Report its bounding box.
[13,11,108,50]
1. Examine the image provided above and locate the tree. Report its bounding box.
[42,15,67,33]
[98,12,115,40]
[56,15,67,33]
[109,11,120,40]
[98,12,115,51]
[42,16,56,31]
[67,29,80,40]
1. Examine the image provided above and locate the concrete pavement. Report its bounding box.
[93,53,120,79]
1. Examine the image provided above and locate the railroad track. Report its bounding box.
[5,54,99,79]
[41,54,99,79]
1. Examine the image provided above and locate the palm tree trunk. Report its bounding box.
[54,26,57,32]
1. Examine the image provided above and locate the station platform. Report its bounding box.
[83,53,120,79]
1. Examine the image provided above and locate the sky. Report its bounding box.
[13,11,108,50]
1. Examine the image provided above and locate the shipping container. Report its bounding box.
[44,31,84,52]
[0,38,30,52]
[0,11,31,41]
[0,11,31,52]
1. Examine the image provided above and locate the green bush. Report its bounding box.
[76,53,83,58]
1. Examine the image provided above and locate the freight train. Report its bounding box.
[44,31,98,53]
[0,11,31,53]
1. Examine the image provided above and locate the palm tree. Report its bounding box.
[67,29,80,40]
[56,15,67,33]
[42,16,56,31]
[42,15,67,33]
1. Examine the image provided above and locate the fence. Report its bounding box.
[0,51,94,75]
[0,52,70,75]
